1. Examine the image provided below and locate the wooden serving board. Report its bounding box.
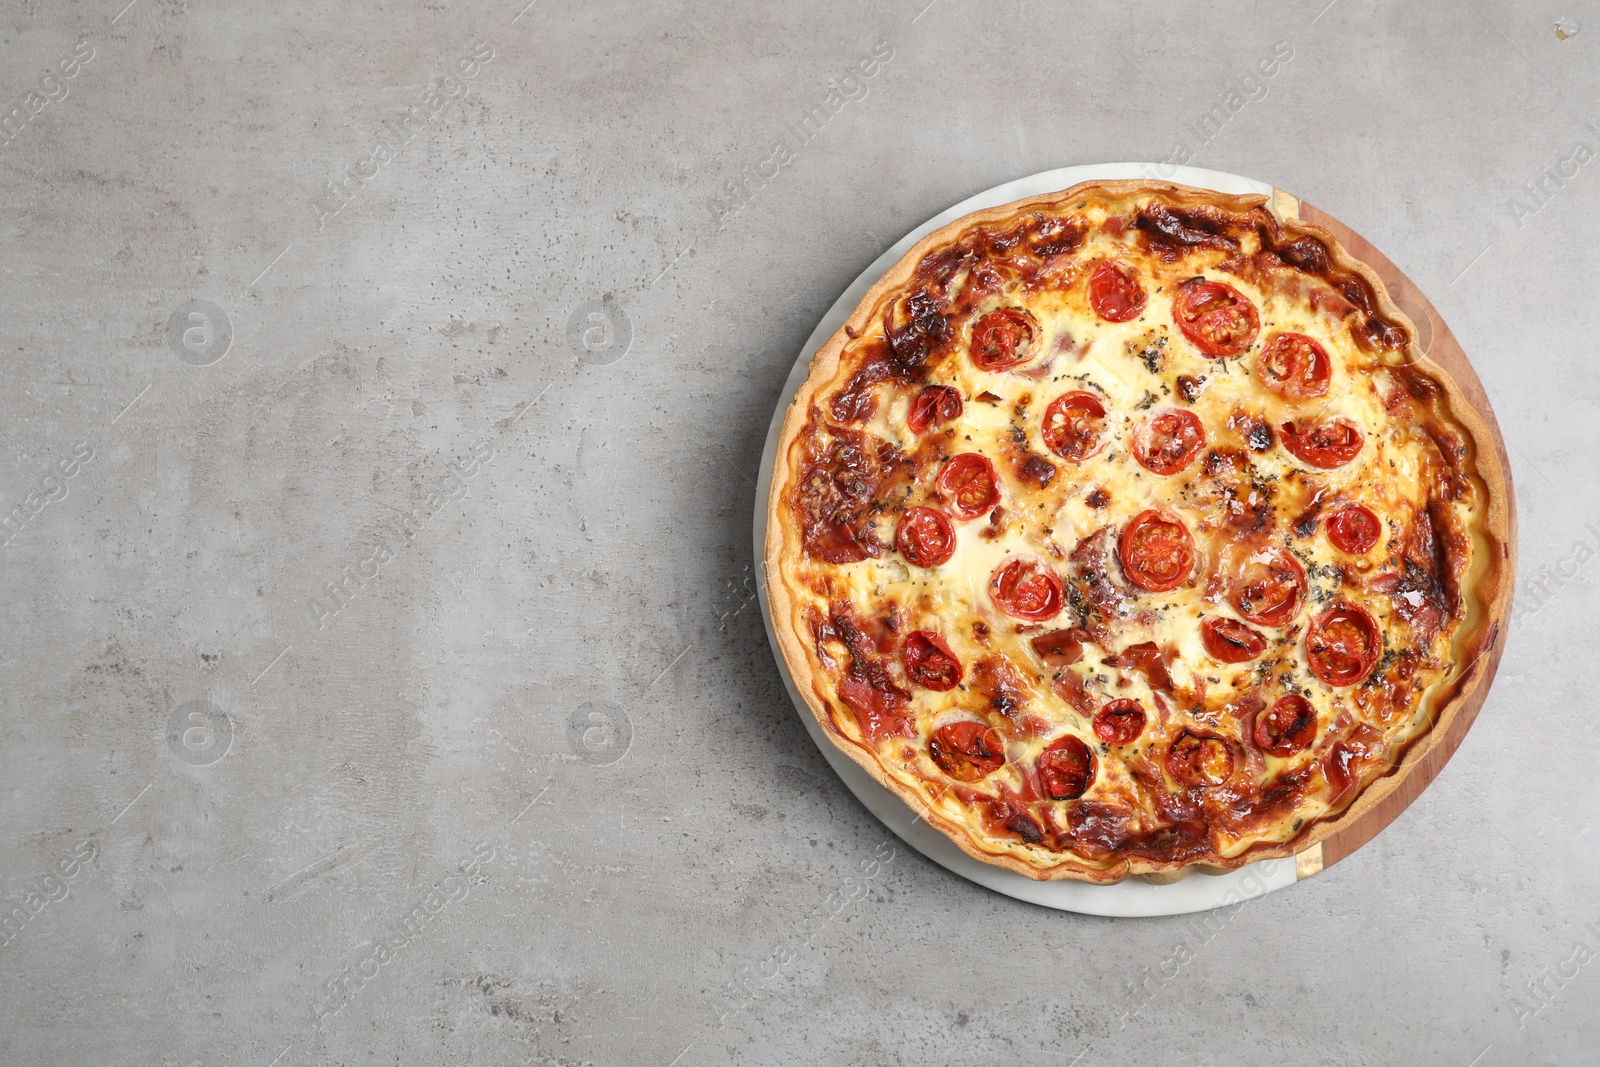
[1272,191,1518,880]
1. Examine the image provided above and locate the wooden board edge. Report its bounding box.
[1295,842,1325,880]
[1283,191,1517,876]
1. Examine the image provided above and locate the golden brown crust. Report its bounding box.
[763,179,1511,883]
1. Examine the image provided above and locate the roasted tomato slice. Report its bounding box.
[1281,418,1364,469]
[969,307,1039,371]
[1041,390,1108,462]
[929,721,1006,782]
[1088,260,1147,323]
[1038,734,1096,800]
[895,506,956,568]
[1256,332,1331,398]
[1166,728,1235,788]
[935,453,1001,520]
[906,384,963,435]
[1118,510,1195,593]
[903,630,963,691]
[1306,604,1381,686]
[1174,278,1259,357]
[1200,617,1267,664]
[1326,504,1381,555]
[1134,409,1206,475]
[1231,547,1308,627]
[989,558,1064,622]
[1092,698,1147,746]
[1255,694,1318,756]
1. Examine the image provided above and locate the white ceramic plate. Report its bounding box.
[752,163,1300,916]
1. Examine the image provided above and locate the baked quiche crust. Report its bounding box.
[764,180,1510,883]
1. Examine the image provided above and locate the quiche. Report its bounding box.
[763,180,1510,883]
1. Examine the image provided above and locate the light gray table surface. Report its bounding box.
[2,1,1595,1064]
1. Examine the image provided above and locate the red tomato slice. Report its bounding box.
[906,385,962,435]
[1174,278,1259,357]
[895,506,956,568]
[1134,409,1206,475]
[1041,390,1108,462]
[935,453,1001,520]
[1255,694,1318,756]
[1089,260,1147,323]
[929,721,1006,782]
[1256,332,1331,398]
[1093,698,1147,745]
[1231,548,1307,627]
[989,558,1064,622]
[1280,418,1364,469]
[1326,504,1381,555]
[1166,729,1236,788]
[1038,734,1096,800]
[1306,604,1381,686]
[903,630,963,691]
[1118,510,1195,593]
[969,307,1038,371]
[1200,617,1267,663]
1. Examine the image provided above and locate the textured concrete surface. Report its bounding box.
[1,1,1596,1064]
